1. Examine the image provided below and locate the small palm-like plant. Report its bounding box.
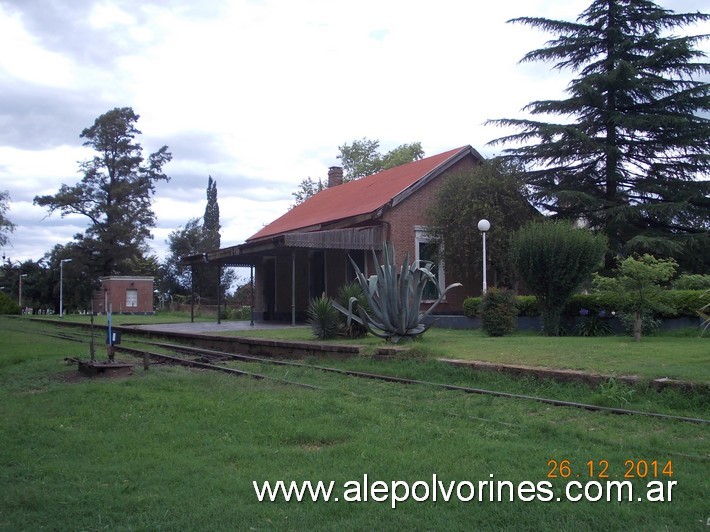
[307,294,342,340]
[333,242,462,343]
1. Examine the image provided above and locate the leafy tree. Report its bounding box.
[381,142,425,171]
[162,177,234,301]
[122,253,161,277]
[339,138,424,180]
[34,107,171,276]
[488,1,710,270]
[0,291,19,315]
[1,245,94,315]
[593,254,677,341]
[337,138,383,180]
[426,160,537,292]
[37,243,94,314]
[0,257,49,312]
[511,220,607,336]
[0,191,16,247]
[291,139,424,206]
[291,177,324,207]
[230,279,254,308]
[162,218,203,296]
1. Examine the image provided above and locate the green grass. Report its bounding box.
[1,317,708,530]
[31,311,214,326]
[224,326,710,384]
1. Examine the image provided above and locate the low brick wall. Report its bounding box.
[118,326,361,359]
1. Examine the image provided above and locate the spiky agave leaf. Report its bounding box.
[334,242,462,343]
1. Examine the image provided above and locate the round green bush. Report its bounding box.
[481,289,517,337]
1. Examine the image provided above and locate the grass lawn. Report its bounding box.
[0,317,708,530]
[33,311,216,326]
[222,326,710,385]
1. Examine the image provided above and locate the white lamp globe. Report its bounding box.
[478,219,491,232]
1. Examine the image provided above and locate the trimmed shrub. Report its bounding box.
[462,297,482,318]
[481,289,518,337]
[516,296,540,317]
[672,274,710,290]
[511,221,607,336]
[655,290,705,319]
[463,290,705,321]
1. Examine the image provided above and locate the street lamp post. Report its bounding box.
[477,219,491,294]
[59,258,72,317]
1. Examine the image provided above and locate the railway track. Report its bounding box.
[13,318,710,425]
[114,344,319,389]
[116,340,709,425]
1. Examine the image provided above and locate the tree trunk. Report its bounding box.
[633,311,642,342]
[542,305,563,336]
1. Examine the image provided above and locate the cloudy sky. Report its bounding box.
[1,0,708,264]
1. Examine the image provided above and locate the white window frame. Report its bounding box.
[414,226,445,302]
[125,288,138,308]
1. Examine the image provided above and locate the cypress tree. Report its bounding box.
[203,175,221,251]
[199,176,222,300]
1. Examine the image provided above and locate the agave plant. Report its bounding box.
[333,242,461,343]
[699,289,710,337]
[336,282,369,338]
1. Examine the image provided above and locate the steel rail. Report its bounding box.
[21,322,708,425]
[147,341,710,425]
[113,345,319,390]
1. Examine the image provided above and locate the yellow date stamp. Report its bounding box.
[547,459,674,479]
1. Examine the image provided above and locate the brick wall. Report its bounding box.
[93,276,154,315]
[381,157,478,312]
[252,156,481,319]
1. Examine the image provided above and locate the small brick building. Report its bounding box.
[92,276,154,315]
[184,145,487,322]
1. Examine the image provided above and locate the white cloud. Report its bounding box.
[1,0,708,263]
[0,5,75,87]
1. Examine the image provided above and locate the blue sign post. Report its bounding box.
[107,306,114,362]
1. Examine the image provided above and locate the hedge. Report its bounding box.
[462,290,706,319]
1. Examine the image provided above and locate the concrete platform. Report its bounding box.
[128,320,306,335]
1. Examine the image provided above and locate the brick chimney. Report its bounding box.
[328,166,344,188]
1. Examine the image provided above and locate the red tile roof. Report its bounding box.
[248,145,481,242]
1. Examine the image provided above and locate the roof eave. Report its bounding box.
[390,145,484,208]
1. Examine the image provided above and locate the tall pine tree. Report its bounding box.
[488,0,710,271]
